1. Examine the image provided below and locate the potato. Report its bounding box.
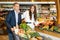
[30,37,38,40]
[36,37,43,40]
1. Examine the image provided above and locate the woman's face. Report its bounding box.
[31,6,34,13]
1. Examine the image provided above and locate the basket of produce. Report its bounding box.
[15,20,43,40]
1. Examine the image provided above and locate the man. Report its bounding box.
[6,3,21,40]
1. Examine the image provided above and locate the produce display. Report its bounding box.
[36,19,60,33]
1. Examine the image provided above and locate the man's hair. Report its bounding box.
[13,2,19,6]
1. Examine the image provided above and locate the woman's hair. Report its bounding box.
[29,5,37,21]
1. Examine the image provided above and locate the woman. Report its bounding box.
[22,5,37,29]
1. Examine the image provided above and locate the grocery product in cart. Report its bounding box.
[13,20,43,40]
[19,20,43,40]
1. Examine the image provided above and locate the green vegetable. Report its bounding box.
[54,26,58,31]
[56,29,60,33]
[39,28,43,30]
[20,23,32,32]
[29,32,40,38]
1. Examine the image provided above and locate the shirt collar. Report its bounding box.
[14,10,19,15]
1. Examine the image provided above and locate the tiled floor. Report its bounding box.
[0,35,8,40]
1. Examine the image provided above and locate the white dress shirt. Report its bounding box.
[15,11,19,25]
[32,13,35,23]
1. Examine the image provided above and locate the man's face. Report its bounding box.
[13,4,20,11]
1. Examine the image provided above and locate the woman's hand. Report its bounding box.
[22,18,25,23]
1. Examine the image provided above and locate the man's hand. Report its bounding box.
[11,28,14,32]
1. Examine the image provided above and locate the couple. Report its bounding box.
[6,2,37,40]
